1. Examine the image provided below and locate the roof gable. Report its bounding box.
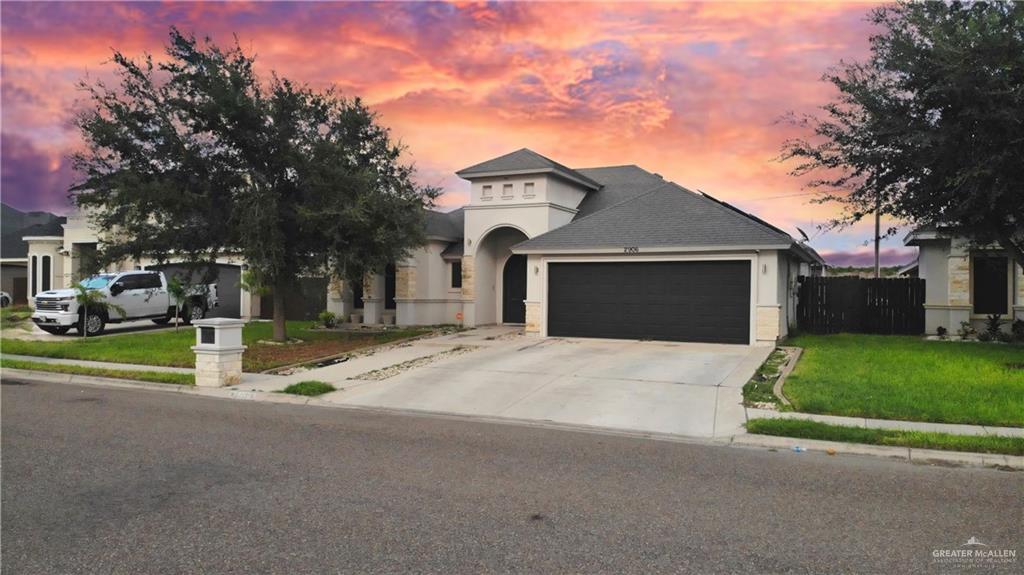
[456,148,600,190]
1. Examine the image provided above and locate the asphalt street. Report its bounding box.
[2,379,1021,574]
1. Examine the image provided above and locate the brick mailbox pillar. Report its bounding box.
[191,318,246,387]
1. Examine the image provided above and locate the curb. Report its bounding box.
[772,346,801,406]
[6,367,1020,471]
[733,433,1023,471]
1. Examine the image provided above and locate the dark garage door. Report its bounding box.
[148,263,242,319]
[547,261,751,344]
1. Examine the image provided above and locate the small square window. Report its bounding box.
[523,182,535,198]
[502,183,513,198]
[481,185,492,198]
[451,261,463,289]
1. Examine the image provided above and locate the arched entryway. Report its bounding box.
[501,254,527,323]
[473,226,529,325]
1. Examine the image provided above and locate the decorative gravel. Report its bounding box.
[350,345,477,381]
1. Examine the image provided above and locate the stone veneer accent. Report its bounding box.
[755,306,780,342]
[395,266,416,299]
[194,351,243,387]
[362,274,375,295]
[461,255,475,299]
[524,302,541,333]
[1017,264,1024,306]
[948,254,971,306]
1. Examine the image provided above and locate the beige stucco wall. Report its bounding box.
[394,240,465,326]
[468,174,587,210]
[25,239,64,304]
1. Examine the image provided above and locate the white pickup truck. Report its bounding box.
[31,270,217,336]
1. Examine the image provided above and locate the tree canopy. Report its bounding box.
[72,29,439,340]
[782,1,1024,267]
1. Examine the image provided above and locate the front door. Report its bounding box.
[502,254,527,323]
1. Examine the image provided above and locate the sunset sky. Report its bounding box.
[0,1,916,266]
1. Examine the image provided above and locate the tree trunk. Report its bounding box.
[272,286,287,342]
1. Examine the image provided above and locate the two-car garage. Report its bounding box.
[546,260,752,344]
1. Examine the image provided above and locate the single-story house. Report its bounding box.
[22,148,825,345]
[904,226,1024,334]
[328,148,825,345]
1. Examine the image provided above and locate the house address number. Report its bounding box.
[623,246,640,254]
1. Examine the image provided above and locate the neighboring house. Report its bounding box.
[1,203,66,305]
[904,226,1024,334]
[19,148,825,344]
[328,149,825,345]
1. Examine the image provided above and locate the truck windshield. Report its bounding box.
[79,274,116,289]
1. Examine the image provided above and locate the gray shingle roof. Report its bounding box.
[424,207,464,240]
[513,182,795,252]
[456,148,600,190]
[1,203,64,259]
[573,165,667,217]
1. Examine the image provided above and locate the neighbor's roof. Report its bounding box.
[513,182,802,254]
[1,203,65,259]
[425,208,464,240]
[456,148,601,190]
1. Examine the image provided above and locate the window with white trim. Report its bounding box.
[502,183,513,198]
[481,185,492,199]
[523,182,535,198]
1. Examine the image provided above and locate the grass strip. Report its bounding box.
[279,380,336,396]
[747,418,1024,456]
[1,358,194,386]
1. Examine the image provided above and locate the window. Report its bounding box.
[523,182,535,198]
[30,256,37,296]
[41,255,51,292]
[502,183,514,198]
[138,273,162,289]
[451,261,463,289]
[973,256,1008,315]
[481,185,492,198]
[115,274,142,291]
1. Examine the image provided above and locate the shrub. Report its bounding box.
[317,310,338,329]
[935,326,947,339]
[985,314,1004,338]
[1012,319,1024,342]
[957,321,976,340]
[977,331,993,342]
[996,330,1013,343]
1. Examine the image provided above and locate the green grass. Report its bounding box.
[747,418,1024,456]
[0,358,194,386]
[742,348,788,406]
[1,321,431,373]
[279,380,336,396]
[784,334,1024,428]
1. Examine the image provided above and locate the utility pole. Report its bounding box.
[874,195,881,279]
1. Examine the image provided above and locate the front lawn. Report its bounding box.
[784,334,1024,428]
[1,322,431,373]
[747,418,1024,456]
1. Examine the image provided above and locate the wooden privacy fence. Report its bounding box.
[797,276,925,334]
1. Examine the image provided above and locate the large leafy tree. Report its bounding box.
[782,1,1024,268]
[73,29,438,340]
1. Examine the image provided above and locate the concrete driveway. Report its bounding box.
[256,327,772,438]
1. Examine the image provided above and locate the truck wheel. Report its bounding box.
[0,296,10,308]
[79,312,106,337]
[40,326,70,335]
[152,316,172,325]
[183,303,206,325]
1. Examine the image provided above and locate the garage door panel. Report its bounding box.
[548,261,750,344]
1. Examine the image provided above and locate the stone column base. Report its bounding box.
[193,348,245,387]
[524,301,541,334]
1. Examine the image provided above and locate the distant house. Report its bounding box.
[904,226,1023,333]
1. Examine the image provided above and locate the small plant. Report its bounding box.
[996,330,1013,343]
[957,320,976,340]
[166,276,187,330]
[985,314,1005,338]
[317,310,338,329]
[1012,319,1024,342]
[977,331,993,342]
[280,380,336,396]
[935,326,947,339]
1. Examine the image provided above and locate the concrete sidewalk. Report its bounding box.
[746,407,1024,438]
